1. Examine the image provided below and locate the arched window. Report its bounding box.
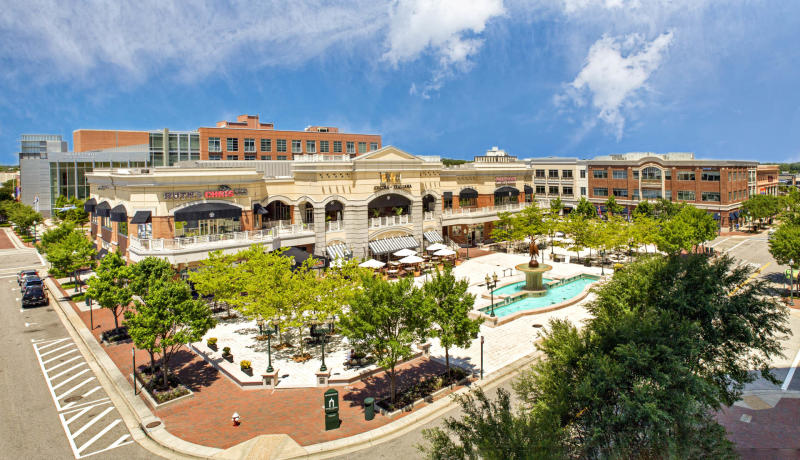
[641,167,662,181]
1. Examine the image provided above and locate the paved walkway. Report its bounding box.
[0,228,15,249]
[718,397,800,459]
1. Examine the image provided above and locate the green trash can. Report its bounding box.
[364,397,375,421]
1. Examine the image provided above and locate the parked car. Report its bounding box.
[17,269,38,286]
[21,275,43,293]
[21,285,48,307]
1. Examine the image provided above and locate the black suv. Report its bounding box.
[22,285,48,307]
[18,269,37,286]
[21,275,43,292]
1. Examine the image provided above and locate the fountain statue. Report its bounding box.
[528,240,539,268]
[514,238,552,293]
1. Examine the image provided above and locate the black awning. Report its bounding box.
[524,185,533,194]
[110,204,127,223]
[281,247,325,270]
[174,202,242,221]
[95,201,111,217]
[459,188,478,199]
[443,191,453,199]
[494,186,519,195]
[253,203,269,215]
[130,211,152,224]
[83,198,96,213]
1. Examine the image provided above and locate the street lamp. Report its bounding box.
[87,296,93,330]
[480,335,484,380]
[265,317,278,373]
[791,259,795,305]
[256,316,264,336]
[485,273,499,317]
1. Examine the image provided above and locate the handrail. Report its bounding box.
[129,224,313,252]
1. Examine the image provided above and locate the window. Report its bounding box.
[536,185,546,194]
[580,187,587,196]
[613,188,628,197]
[320,140,329,153]
[118,221,127,236]
[370,142,378,151]
[227,155,239,160]
[346,141,355,154]
[358,142,367,154]
[664,170,671,180]
[612,170,627,179]
[306,140,316,153]
[633,189,640,199]
[333,141,342,153]
[642,189,662,199]
[292,140,302,154]
[592,169,608,179]
[101,216,111,230]
[208,137,221,152]
[641,167,661,181]
[677,171,695,181]
[593,187,608,197]
[535,169,545,178]
[677,190,696,201]
[728,191,732,201]
[562,170,573,179]
[261,138,271,152]
[702,191,720,202]
[209,154,222,160]
[244,138,255,152]
[580,169,586,179]
[137,222,152,240]
[245,154,256,161]
[563,186,573,196]
[701,170,720,181]
[444,195,453,209]
[633,170,639,180]
[547,169,558,179]
[226,138,238,151]
[277,155,287,160]
[665,190,671,200]
[549,185,559,195]
[276,139,287,152]
[261,155,271,160]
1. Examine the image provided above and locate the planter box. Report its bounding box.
[223,354,233,363]
[132,373,193,409]
[241,367,253,376]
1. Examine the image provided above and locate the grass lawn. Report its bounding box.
[71,293,87,302]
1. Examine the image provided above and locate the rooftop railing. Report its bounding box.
[442,202,531,218]
[129,224,312,252]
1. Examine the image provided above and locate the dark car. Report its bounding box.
[21,275,43,292]
[17,269,37,286]
[21,286,48,307]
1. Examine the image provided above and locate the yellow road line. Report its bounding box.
[730,262,770,296]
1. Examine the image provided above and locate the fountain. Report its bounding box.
[515,240,552,293]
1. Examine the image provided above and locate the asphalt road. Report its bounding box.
[0,243,154,460]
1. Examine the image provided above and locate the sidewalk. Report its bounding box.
[717,397,800,459]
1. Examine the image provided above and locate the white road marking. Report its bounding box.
[708,237,730,248]
[725,239,750,254]
[43,349,78,365]
[76,418,121,454]
[56,378,96,401]
[47,356,82,372]
[49,363,87,381]
[781,346,800,391]
[40,343,75,357]
[36,250,46,266]
[52,369,91,390]
[70,406,114,439]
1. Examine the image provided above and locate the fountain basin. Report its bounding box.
[514,263,553,292]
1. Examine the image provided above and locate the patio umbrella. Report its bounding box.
[358,258,386,269]
[426,243,447,252]
[433,248,456,257]
[393,248,417,257]
[399,255,425,264]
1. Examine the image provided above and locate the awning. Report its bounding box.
[130,211,152,224]
[459,188,478,199]
[281,247,325,270]
[524,185,533,194]
[83,198,96,213]
[424,230,443,243]
[368,236,419,255]
[326,243,352,260]
[494,186,519,195]
[110,204,127,223]
[253,203,269,215]
[174,202,242,221]
[95,201,111,217]
[443,191,453,200]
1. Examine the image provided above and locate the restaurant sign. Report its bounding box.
[374,172,412,191]
[164,185,248,200]
[495,176,516,185]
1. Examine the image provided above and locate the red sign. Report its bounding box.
[204,190,235,198]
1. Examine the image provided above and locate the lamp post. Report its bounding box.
[132,347,137,395]
[791,259,795,305]
[319,317,335,372]
[480,335,484,380]
[256,316,264,336]
[485,272,498,317]
[265,317,278,373]
[87,296,93,330]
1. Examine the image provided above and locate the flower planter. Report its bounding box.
[208,344,218,351]
[241,367,253,376]
[414,271,421,277]
[455,260,462,266]
[223,354,233,363]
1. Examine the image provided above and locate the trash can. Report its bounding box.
[364,397,375,421]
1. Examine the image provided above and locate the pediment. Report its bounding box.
[353,146,423,163]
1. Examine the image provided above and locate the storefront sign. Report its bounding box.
[375,172,411,191]
[163,185,247,201]
[495,176,516,185]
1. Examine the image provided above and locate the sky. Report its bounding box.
[1,0,799,164]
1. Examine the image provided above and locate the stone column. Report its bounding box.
[411,199,423,247]
[293,204,302,226]
[346,203,369,259]
[313,206,326,257]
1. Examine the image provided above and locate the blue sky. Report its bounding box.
[1,0,799,164]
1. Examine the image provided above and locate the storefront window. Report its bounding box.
[137,223,152,239]
[118,221,127,236]
[174,217,241,238]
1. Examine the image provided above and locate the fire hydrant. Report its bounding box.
[232,412,241,426]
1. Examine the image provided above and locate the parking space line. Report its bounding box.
[81,434,132,459]
[725,239,749,253]
[43,349,78,365]
[56,378,96,401]
[49,362,86,381]
[47,356,83,372]
[709,237,730,248]
[76,419,121,454]
[40,343,77,357]
[52,369,91,390]
[70,406,114,440]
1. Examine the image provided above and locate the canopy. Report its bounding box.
[326,243,352,260]
[174,202,242,221]
[130,211,152,224]
[426,243,447,252]
[393,248,417,257]
[368,236,419,255]
[281,247,325,270]
[459,188,478,199]
[253,203,269,215]
[494,186,519,195]
[358,259,386,269]
[399,255,424,264]
[433,248,456,257]
[423,230,443,243]
[83,198,96,213]
[524,185,533,194]
[94,201,111,217]
[110,204,127,223]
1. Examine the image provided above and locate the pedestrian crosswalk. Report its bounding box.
[32,337,133,458]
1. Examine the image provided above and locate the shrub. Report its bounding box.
[222,346,231,356]
[207,337,217,347]
[613,263,624,271]
[240,360,251,369]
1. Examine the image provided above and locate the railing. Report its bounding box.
[130,224,313,252]
[424,211,435,221]
[326,220,343,232]
[262,219,292,229]
[442,202,531,218]
[369,214,410,229]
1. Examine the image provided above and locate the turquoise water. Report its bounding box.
[482,277,596,318]
[492,279,552,295]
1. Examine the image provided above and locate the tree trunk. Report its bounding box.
[390,366,397,403]
[445,347,450,381]
[162,353,170,388]
[113,307,119,330]
[149,350,156,377]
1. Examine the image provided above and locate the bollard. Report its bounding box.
[364,397,375,421]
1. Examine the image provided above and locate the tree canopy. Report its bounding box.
[86,251,131,331]
[768,224,800,267]
[655,205,717,254]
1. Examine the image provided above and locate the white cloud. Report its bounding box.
[383,0,505,97]
[561,31,673,139]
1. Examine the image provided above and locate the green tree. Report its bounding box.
[563,214,593,263]
[339,274,429,403]
[549,197,563,216]
[234,246,294,342]
[575,196,596,219]
[46,230,96,285]
[86,251,132,331]
[128,279,216,387]
[768,224,800,267]
[632,200,654,218]
[653,198,683,220]
[422,267,482,378]
[128,256,174,297]
[604,195,624,216]
[742,194,782,227]
[189,249,244,317]
[655,205,717,255]
[53,195,89,226]
[489,211,516,251]
[37,221,77,254]
[5,201,42,236]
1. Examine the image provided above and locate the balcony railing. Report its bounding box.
[369,214,410,229]
[130,224,312,252]
[326,220,343,232]
[424,211,435,221]
[442,202,530,218]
